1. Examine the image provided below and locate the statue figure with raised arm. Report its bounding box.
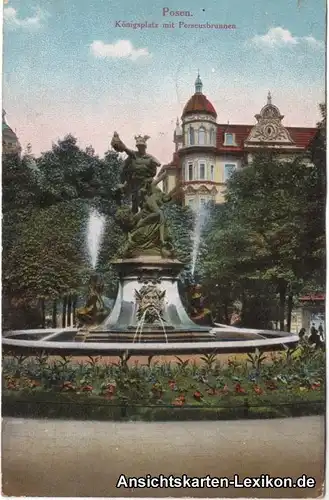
[111,132,161,214]
[111,132,181,259]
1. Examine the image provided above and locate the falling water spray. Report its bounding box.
[191,204,209,277]
[87,208,106,269]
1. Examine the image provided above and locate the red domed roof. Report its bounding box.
[182,93,217,118]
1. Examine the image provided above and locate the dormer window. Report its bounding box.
[224,133,235,146]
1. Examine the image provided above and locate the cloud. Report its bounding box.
[4,7,48,30]
[303,35,324,50]
[250,27,324,50]
[90,40,151,60]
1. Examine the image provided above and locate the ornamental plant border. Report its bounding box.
[2,392,325,421]
[3,343,325,421]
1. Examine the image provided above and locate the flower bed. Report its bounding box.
[2,345,325,421]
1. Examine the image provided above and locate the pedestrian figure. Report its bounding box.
[298,327,306,341]
[309,323,321,348]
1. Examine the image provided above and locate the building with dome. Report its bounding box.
[160,75,317,208]
[2,110,21,156]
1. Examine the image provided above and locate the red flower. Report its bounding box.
[253,385,263,395]
[7,382,17,390]
[235,383,246,394]
[82,385,93,392]
[62,381,75,391]
[193,391,203,401]
[311,383,321,390]
[106,383,116,393]
[105,390,114,399]
[265,381,277,391]
[178,394,186,403]
[173,398,184,406]
[168,380,176,390]
[206,388,217,396]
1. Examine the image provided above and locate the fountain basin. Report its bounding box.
[2,327,299,356]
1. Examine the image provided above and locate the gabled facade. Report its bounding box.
[160,77,317,208]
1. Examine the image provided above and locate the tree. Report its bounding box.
[202,149,325,330]
[2,135,127,328]
[227,151,321,329]
[304,102,326,287]
[2,152,40,212]
[3,200,90,326]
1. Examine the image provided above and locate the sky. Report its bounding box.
[2,0,326,163]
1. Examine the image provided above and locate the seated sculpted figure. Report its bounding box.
[76,274,108,326]
[122,173,180,259]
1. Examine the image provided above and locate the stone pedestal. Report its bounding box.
[88,256,214,343]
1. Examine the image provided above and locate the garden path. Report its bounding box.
[2,416,324,497]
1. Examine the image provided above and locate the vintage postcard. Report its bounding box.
[2,0,326,497]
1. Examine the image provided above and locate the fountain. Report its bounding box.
[86,208,105,269]
[2,131,299,356]
[74,209,109,332]
[191,204,209,277]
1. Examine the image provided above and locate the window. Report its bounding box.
[200,198,207,206]
[198,127,206,145]
[187,163,193,181]
[199,163,206,180]
[187,198,195,209]
[210,128,216,145]
[189,127,195,145]
[224,164,236,181]
[224,133,235,146]
[210,165,214,181]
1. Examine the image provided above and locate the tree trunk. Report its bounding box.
[278,282,287,331]
[287,292,293,332]
[224,301,230,324]
[41,299,46,328]
[241,291,246,327]
[72,295,77,326]
[62,296,67,328]
[67,295,72,327]
[52,300,57,328]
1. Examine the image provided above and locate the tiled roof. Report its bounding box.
[216,124,253,151]
[182,93,217,118]
[288,127,317,148]
[216,124,317,151]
